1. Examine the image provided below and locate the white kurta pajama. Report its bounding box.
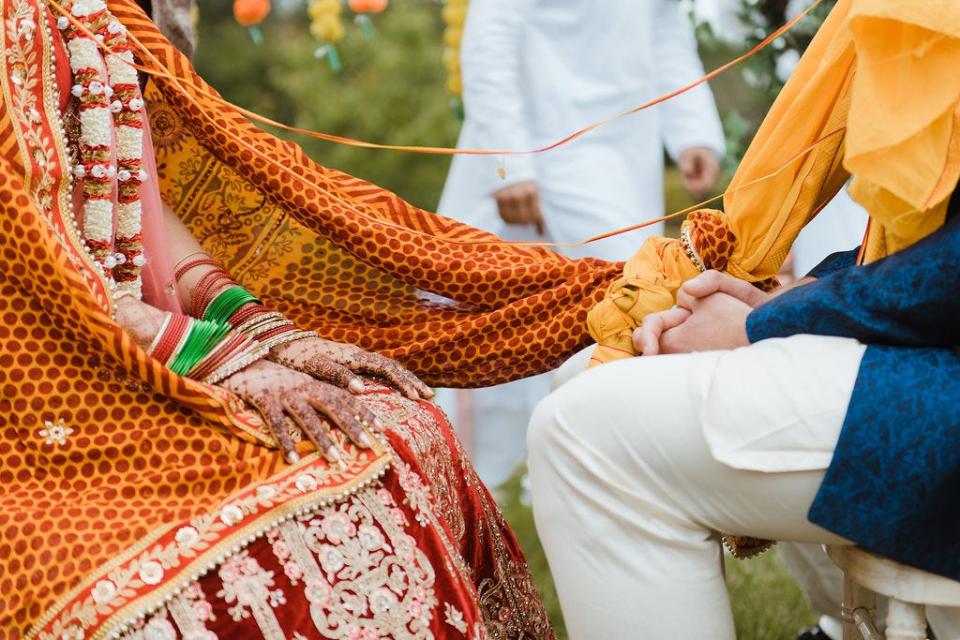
[529,338,960,639]
[437,0,725,487]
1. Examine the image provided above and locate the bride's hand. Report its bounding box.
[219,359,384,464]
[114,296,169,350]
[271,337,434,401]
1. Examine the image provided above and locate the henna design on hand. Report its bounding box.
[271,338,434,401]
[219,360,379,464]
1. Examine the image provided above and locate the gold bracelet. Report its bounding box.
[680,226,707,273]
[261,329,316,353]
[233,312,291,338]
[204,343,269,385]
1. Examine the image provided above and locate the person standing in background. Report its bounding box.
[436,0,726,489]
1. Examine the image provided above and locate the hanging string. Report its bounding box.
[52,0,823,158]
[49,0,832,250]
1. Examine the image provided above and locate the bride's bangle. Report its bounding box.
[146,312,172,355]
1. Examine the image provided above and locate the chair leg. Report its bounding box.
[885,599,927,640]
[842,573,879,640]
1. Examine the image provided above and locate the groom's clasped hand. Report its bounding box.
[635,270,773,356]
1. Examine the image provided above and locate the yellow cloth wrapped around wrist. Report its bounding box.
[586,236,700,365]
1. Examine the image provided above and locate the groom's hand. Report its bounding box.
[658,292,751,354]
[634,291,751,356]
[679,270,770,308]
[636,270,781,356]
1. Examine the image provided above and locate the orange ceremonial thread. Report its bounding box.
[138,0,822,156]
[512,126,846,250]
[50,0,832,249]
[51,0,823,157]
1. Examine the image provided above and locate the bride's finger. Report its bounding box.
[306,383,378,444]
[272,347,363,393]
[250,393,299,464]
[301,355,364,393]
[351,354,433,400]
[284,394,343,463]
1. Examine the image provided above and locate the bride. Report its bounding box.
[0,0,616,636]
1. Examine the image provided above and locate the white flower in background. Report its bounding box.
[692,0,751,42]
[39,418,73,447]
[785,0,807,20]
[775,48,801,82]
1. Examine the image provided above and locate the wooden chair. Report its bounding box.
[827,546,960,640]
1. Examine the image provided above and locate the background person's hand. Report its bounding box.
[678,147,721,199]
[271,337,434,401]
[220,359,383,464]
[493,180,545,235]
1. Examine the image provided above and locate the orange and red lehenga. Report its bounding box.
[0,0,627,637]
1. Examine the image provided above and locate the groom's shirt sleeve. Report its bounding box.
[804,247,860,279]
[746,214,960,347]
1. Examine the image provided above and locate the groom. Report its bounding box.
[527,200,960,638]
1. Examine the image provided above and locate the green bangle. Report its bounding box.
[169,320,212,375]
[203,286,260,325]
[170,319,232,376]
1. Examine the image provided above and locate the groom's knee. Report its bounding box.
[527,392,560,469]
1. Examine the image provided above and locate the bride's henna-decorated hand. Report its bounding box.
[271,337,434,401]
[219,359,383,464]
[114,296,170,350]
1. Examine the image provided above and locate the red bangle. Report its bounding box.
[254,324,297,343]
[189,333,251,380]
[150,314,190,365]
[175,257,222,282]
[227,302,269,327]
[190,269,235,317]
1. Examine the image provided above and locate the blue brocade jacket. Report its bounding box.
[746,211,960,580]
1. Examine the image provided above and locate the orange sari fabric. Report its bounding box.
[0,0,590,635]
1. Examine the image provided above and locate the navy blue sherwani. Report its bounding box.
[746,208,960,580]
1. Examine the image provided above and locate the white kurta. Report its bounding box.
[436,0,725,489]
[439,0,726,261]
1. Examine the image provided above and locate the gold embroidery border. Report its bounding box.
[28,448,392,640]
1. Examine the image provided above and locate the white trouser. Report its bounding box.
[527,336,960,639]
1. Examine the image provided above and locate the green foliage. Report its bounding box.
[194,0,460,211]
[734,0,837,100]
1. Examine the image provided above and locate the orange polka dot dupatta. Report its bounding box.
[0,0,605,636]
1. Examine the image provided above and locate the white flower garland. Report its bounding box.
[60,0,146,300]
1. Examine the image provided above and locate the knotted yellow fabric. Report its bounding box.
[588,0,960,364]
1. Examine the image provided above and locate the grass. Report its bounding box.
[498,472,818,640]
